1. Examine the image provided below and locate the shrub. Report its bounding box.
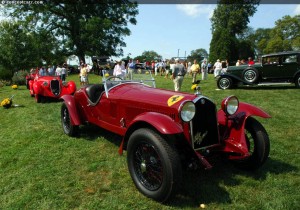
[0,66,12,80]
[11,70,29,85]
[0,79,11,87]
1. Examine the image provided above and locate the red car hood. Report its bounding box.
[109,83,197,109]
[35,76,60,81]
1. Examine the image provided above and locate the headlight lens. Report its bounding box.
[222,95,239,115]
[180,101,196,122]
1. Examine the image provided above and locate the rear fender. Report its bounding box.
[61,95,82,126]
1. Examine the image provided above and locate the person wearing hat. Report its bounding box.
[171,58,186,92]
[213,59,222,77]
[113,60,123,80]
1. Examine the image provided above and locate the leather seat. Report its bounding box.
[85,84,104,104]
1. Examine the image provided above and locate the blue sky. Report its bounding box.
[116,4,300,60]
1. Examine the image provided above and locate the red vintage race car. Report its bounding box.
[61,72,270,202]
[28,72,76,103]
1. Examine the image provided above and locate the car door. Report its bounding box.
[281,54,299,78]
[261,55,284,79]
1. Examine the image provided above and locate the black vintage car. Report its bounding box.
[217,51,300,89]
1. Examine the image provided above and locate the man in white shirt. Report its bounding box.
[213,59,222,77]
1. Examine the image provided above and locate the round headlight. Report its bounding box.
[180,101,196,122]
[221,96,239,115]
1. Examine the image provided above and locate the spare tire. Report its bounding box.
[243,69,259,83]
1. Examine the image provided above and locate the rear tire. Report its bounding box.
[61,102,79,137]
[127,128,182,202]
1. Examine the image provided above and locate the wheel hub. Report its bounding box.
[140,160,147,173]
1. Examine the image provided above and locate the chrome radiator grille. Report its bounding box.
[191,97,219,151]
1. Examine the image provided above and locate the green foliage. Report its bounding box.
[187,48,208,62]
[11,70,29,85]
[0,65,12,80]
[0,20,62,72]
[0,74,299,209]
[134,50,162,62]
[4,0,139,62]
[209,28,238,63]
[265,15,300,53]
[240,15,300,56]
[210,1,259,63]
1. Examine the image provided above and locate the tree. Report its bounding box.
[0,20,62,78]
[4,0,138,63]
[265,15,300,53]
[187,48,208,62]
[134,51,162,62]
[246,27,272,56]
[209,0,260,63]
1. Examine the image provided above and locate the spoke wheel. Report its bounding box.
[61,102,78,136]
[217,77,232,89]
[127,128,181,202]
[243,69,258,83]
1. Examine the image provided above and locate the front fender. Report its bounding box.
[61,95,82,126]
[218,102,271,124]
[128,112,183,134]
[119,112,184,155]
[217,102,270,158]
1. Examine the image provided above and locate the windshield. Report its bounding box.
[101,69,156,97]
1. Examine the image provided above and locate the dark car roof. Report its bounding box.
[262,51,300,57]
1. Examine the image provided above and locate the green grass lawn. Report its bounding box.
[0,73,299,209]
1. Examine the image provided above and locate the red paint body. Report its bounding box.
[62,81,271,167]
[28,74,76,102]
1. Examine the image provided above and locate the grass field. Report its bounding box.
[0,73,299,209]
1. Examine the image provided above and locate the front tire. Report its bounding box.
[61,102,79,137]
[217,77,232,89]
[233,117,270,170]
[35,94,41,103]
[127,128,182,202]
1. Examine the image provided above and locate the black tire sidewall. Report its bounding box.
[217,77,232,89]
[234,117,270,170]
[61,103,78,136]
[127,128,181,202]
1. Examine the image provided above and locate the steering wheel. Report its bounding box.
[106,76,124,81]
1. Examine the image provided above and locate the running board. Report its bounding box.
[257,82,293,86]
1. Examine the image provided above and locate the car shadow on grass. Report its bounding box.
[77,123,122,147]
[167,157,297,208]
[235,85,297,90]
[68,125,297,208]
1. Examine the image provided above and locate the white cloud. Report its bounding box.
[176,4,215,19]
[293,5,300,15]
